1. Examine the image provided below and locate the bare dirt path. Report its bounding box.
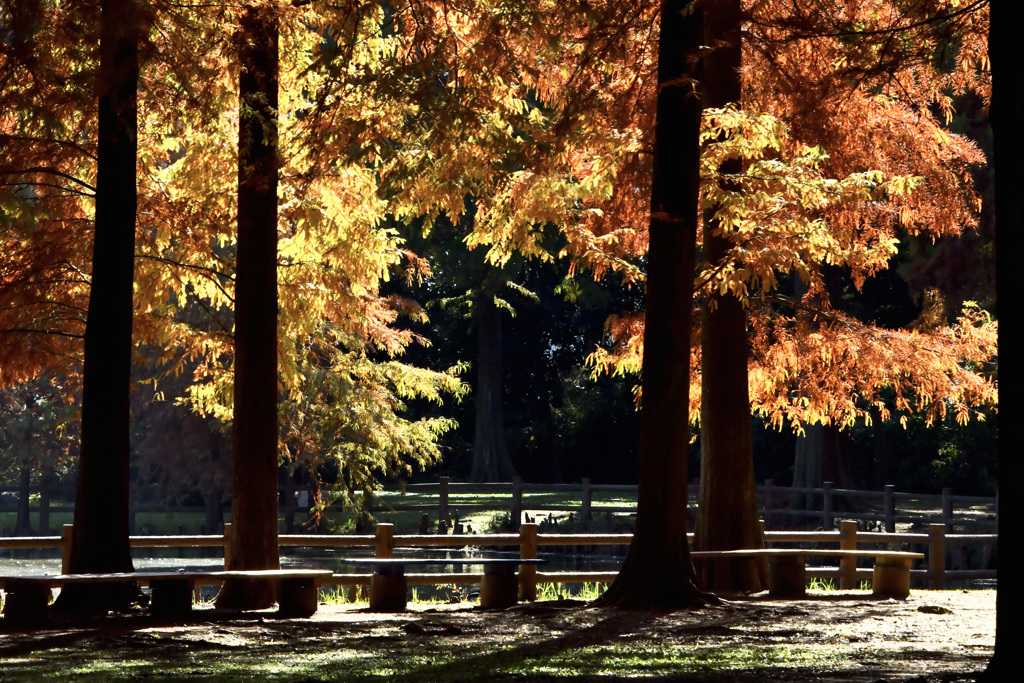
[0,589,994,682]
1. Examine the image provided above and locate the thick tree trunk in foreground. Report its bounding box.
[980,3,1018,678]
[695,260,766,592]
[470,276,517,482]
[692,0,766,594]
[215,3,281,610]
[56,0,139,611]
[598,0,714,609]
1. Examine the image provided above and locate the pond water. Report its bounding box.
[0,545,626,602]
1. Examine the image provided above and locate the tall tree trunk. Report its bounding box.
[56,0,139,611]
[692,0,767,593]
[470,275,517,482]
[598,0,714,609]
[981,3,1018,679]
[215,3,281,610]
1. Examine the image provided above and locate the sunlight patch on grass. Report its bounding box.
[515,642,843,677]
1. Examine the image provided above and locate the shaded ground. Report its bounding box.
[0,589,994,682]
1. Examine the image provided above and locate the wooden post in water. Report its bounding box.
[438,476,450,525]
[822,482,834,530]
[941,488,953,534]
[581,478,592,521]
[511,477,523,528]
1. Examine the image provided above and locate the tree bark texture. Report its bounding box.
[57,0,139,611]
[692,0,767,593]
[981,3,1018,678]
[599,0,714,609]
[470,275,518,482]
[215,3,281,610]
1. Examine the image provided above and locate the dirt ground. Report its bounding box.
[0,588,995,682]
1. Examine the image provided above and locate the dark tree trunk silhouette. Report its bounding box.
[215,3,281,610]
[56,0,140,611]
[598,0,715,609]
[692,0,767,594]
[15,456,32,535]
[470,275,517,482]
[981,3,1018,678]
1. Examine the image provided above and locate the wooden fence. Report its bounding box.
[364,477,997,534]
[2,478,997,537]
[0,520,997,593]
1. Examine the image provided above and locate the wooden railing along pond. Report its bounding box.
[0,520,996,595]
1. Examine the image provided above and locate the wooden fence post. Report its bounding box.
[61,523,73,573]
[839,520,858,589]
[375,523,394,559]
[511,477,523,527]
[223,522,232,569]
[822,482,834,530]
[763,479,774,529]
[519,522,538,601]
[941,487,953,534]
[438,476,450,525]
[581,478,592,521]
[928,523,945,589]
[884,485,895,533]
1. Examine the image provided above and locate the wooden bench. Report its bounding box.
[690,549,925,599]
[337,558,545,611]
[1,569,333,624]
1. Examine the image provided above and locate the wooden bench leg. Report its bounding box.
[2,582,52,626]
[370,570,407,612]
[872,558,911,599]
[768,554,806,598]
[480,566,518,609]
[150,578,194,619]
[279,576,319,617]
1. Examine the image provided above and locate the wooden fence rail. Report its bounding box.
[4,479,996,537]
[381,478,997,534]
[0,520,996,593]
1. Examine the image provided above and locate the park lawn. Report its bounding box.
[0,589,994,682]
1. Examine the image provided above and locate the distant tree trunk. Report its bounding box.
[15,457,32,536]
[794,423,858,510]
[692,0,767,594]
[39,464,54,536]
[202,430,225,534]
[981,4,1018,679]
[56,0,139,611]
[598,0,714,609]
[470,275,517,482]
[871,406,890,488]
[215,3,281,610]
[542,364,564,484]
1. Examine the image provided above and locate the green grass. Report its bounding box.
[535,581,607,601]
[0,622,849,683]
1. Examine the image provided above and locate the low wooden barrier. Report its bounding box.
[0,518,996,595]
